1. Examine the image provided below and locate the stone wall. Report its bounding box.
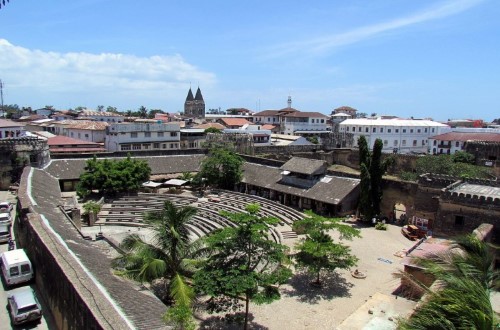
[15,170,132,330]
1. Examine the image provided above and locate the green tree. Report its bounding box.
[293,211,360,285]
[452,151,475,164]
[369,139,384,216]
[113,201,203,312]
[398,235,498,329]
[204,127,222,134]
[82,200,102,217]
[198,147,244,190]
[138,105,148,118]
[194,204,292,330]
[96,105,104,112]
[77,156,151,197]
[106,106,118,113]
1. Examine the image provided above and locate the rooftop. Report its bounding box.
[218,118,253,127]
[449,183,500,199]
[429,131,500,142]
[340,118,449,127]
[281,157,327,176]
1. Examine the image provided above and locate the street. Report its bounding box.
[0,191,55,330]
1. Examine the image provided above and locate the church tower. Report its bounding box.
[184,87,205,118]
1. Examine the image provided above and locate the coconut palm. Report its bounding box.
[113,201,202,306]
[398,234,498,329]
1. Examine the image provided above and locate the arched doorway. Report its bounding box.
[393,203,407,225]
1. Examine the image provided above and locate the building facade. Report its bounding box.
[77,110,125,123]
[429,131,500,155]
[339,118,449,153]
[105,122,181,152]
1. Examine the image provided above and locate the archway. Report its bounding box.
[393,203,407,225]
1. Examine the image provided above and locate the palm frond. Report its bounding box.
[170,273,195,307]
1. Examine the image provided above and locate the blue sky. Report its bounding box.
[0,0,499,121]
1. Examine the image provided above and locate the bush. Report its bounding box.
[399,171,419,182]
[375,222,388,230]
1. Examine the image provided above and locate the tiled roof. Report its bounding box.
[253,110,279,116]
[429,132,500,142]
[44,154,206,180]
[341,118,449,127]
[48,135,101,146]
[242,163,359,205]
[218,118,252,126]
[194,123,226,130]
[280,157,327,175]
[278,107,300,112]
[0,119,24,128]
[79,111,124,117]
[65,121,109,130]
[261,124,276,130]
[282,111,329,118]
[334,106,357,112]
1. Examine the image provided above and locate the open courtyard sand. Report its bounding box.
[195,222,418,330]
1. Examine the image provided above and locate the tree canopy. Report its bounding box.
[293,211,360,285]
[194,204,292,330]
[77,156,151,198]
[197,147,244,190]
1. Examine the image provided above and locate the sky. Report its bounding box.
[0,0,499,121]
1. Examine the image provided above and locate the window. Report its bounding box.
[131,132,138,138]
[432,128,435,133]
[384,140,388,146]
[321,119,325,123]
[365,127,369,133]
[158,132,164,137]
[143,144,150,150]
[402,129,406,133]
[372,127,376,133]
[170,132,178,137]
[413,140,417,146]
[78,133,81,138]
[455,141,460,147]
[145,132,151,138]
[121,145,131,151]
[85,134,89,138]
[352,126,355,132]
[346,127,350,132]
[70,132,74,137]
[20,264,31,275]
[162,144,167,149]
[394,140,398,146]
[358,127,362,132]
[422,140,425,146]
[388,129,392,133]
[395,129,399,133]
[170,143,175,148]
[433,140,437,145]
[153,143,160,149]
[9,266,19,276]
[402,140,406,146]
[425,128,428,133]
[132,144,141,150]
[380,128,384,133]
[417,129,421,133]
[455,216,464,228]
[410,129,414,133]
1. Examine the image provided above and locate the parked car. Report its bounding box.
[0,212,11,224]
[0,223,11,243]
[0,201,13,212]
[7,287,43,325]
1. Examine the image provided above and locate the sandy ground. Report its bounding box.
[194,222,418,330]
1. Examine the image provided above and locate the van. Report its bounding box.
[0,223,10,243]
[0,249,34,287]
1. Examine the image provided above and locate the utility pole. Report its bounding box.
[0,79,4,116]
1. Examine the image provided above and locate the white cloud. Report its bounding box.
[0,39,216,109]
[270,0,484,57]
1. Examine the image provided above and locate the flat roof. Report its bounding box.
[450,183,500,199]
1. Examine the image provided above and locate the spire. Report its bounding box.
[287,95,292,109]
[186,88,194,101]
[194,87,204,101]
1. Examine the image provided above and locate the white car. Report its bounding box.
[0,201,13,212]
[7,287,43,325]
[0,212,11,224]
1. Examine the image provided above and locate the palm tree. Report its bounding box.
[113,201,202,306]
[398,234,498,329]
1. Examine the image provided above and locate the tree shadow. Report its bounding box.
[197,312,269,330]
[282,271,354,304]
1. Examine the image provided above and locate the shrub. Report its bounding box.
[375,222,387,230]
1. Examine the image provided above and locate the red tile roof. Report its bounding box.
[0,119,24,128]
[218,118,252,127]
[194,123,226,130]
[47,135,101,146]
[429,132,500,142]
[282,111,329,118]
[261,124,276,130]
[253,110,280,116]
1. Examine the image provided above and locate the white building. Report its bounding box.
[339,118,449,154]
[0,119,25,139]
[78,110,124,123]
[224,125,272,146]
[282,112,329,135]
[429,131,500,155]
[105,122,181,152]
[64,121,108,143]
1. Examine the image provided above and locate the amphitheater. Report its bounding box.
[16,154,418,330]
